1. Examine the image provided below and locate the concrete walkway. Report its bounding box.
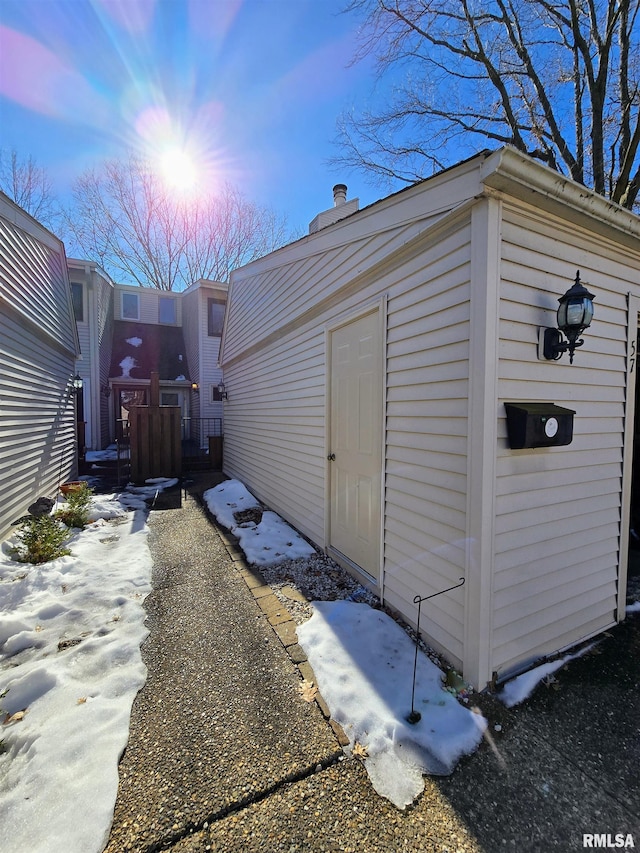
[104,474,640,852]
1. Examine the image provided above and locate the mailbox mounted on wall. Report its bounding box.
[504,402,575,449]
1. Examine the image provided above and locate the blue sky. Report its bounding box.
[0,0,385,234]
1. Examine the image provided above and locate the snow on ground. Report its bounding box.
[204,480,315,565]
[85,445,118,463]
[0,481,175,853]
[498,642,597,708]
[297,600,486,809]
[205,479,486,809]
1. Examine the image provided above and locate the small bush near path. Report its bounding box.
[55,483,93,530]
[12,515,71,565]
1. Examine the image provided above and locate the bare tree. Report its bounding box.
[63,155,290,290]
[0,148,59,228]
[337,0,640,209]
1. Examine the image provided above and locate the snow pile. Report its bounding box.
[126,337,142,347]
[297,600,486,809]
[204,480,315,566]
[0,492,154,853]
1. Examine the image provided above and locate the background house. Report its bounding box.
[0,192,80,540]
[72,276,227,455]
[220,147,640,690]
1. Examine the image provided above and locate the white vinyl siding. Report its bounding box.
[224,206,474,661]
[223,321,326,547]
[222,148,640,689]
[492,203,631,675]
[96,276,114,447]
[0,215,76,354]
[115,286,183,325]
[383,222,472,664]
[181,287,200,418]
[0,198,78,539]
[0,306,77,540]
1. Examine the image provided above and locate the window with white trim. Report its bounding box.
[121,291,140,320]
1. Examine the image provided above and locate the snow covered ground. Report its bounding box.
[297,600,486,808]
[203,479,316,565]
[0,481,175,853]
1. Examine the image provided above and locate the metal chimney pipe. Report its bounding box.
[333,184,347,207]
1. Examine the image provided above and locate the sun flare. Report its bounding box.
[158,146,199,192]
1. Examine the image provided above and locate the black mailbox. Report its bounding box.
[504,402,575,449]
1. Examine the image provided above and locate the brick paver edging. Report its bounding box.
[215,526,350,748]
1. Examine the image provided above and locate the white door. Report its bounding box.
[329,310,383,578]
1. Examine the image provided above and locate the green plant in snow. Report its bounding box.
[12,515,71,565]
[55,483,93,529]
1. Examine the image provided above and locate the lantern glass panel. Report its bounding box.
[566,300,586,327]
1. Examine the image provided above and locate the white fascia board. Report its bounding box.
[480,146,640,248]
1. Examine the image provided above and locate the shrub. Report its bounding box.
[55,483,93,529]
[12,515,71,565]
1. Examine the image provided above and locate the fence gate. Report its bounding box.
[128,372,182,482]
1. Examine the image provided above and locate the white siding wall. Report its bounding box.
[0,216,76,354]
[200,305,224,422]
[384,222,472,665]
[223,205,474,664]
[0,201,78,539]
[181,287,200,418]
[0,306,77,540]
[96,274,113,448]
[114,285,181,325]
[223,319,327,546]
[222,213,457,533]
[493,202,637,676]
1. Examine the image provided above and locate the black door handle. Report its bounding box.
[327,453,336,461]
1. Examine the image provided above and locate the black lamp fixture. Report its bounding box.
[217,381,228,401]
[191,382,200,393]
[542,271,595,364]
[71,373,83,393]
[101,384,111,398]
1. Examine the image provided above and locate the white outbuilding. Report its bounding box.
[220,147,640,690]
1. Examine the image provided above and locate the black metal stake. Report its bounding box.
[406,577,466,724]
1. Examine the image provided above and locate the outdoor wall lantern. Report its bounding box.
[101,384,111,398]
[71,373,83,393]
[217,382,228,401]
[191,382,200,393]
[542,271,595,364]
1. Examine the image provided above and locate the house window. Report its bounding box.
[121,291,140,320]
[71,283,84,322]
[208,298,225,336]
[161,392,179,406]
[159,297,176,324]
